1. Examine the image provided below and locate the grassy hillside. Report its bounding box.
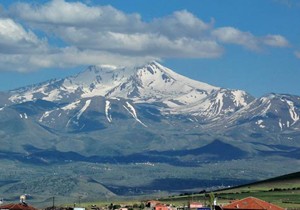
[1,159,298,209]
[159,171,300,209]
[65,171,300,210]
[219,171,300,191]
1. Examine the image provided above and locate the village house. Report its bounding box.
[146,201,161,208]
[145,200,175,210]
[154,204,168,210]
[0,203,37,210]
[222,197,285,210]
[189,202,203,210]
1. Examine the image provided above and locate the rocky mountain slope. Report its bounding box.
[0,61,299,205]
[1,61,299,137]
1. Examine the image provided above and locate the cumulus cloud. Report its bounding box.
[53,30,222,58]
[212,27,260,50]
[0,17,51,72]
[151,10,212,39]
[0,47,158,72]
[262,35,289,47]
[0,18,47,54]
[212,27,289,51]
[0,0,290,72]
[11,1,220,58]
[10,0,144,32]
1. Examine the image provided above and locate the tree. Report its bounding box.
[208,192,215,210]
[139,203,145,209]
[108,203,114,210]
[113,204,121,209]
[133,203,139,209]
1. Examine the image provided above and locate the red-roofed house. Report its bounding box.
[222,197,285,210]
[154,204,168,210]
[189,202,204,209]
[0,203,37,210]
[146,200,161,208]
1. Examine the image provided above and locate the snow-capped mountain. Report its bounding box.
[226,93,300,132]
[7,61,253,125]
[0,61,299,147]
[8,61,217,103]
[1,61,300,203]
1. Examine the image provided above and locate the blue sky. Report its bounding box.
[0,0,299,97]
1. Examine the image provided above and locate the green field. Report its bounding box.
[158,171,300,209]
[69,172,300,210]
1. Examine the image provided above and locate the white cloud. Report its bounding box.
[0,0,290,72]
[0,17,51,72]
[53,29,222,58]
[212,27,290,51]
[0,18,47,54]
[5,0,223,72]
[10,0,143,31]
[0,47,158,72]
[11,0,219,57]
[212,27,260,50]
[262,35,289,47]
[151,10,212,39]
[42,47,158,68]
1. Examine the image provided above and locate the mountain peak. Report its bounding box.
[143,60,167,70]
[52,61,220,102]
[7,62,256,120]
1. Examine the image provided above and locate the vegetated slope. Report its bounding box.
[216,171,300,193]
[158,171,300,209]
[213,171,300,209]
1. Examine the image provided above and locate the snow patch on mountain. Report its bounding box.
[123,102,147,127]
[10,91,34,103]
[256,120,265,128]
[105,100,112,123]
[43,89,62,101]
[214,91,224,115]
[259,96,273,116]
[285,99,299,124]
[279,119,283,130]
[62,100,81,111]
[39,110,53,122]
[76,99,91,120]
[232,90,248,107]
[19,113,28,119]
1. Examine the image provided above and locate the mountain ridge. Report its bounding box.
[0,61,299,204]
[1,61,300,142]
[4,61,255,124]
